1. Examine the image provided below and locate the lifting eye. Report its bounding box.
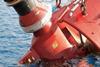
[56,0,61,8]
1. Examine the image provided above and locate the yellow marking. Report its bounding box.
[52,41,58,49]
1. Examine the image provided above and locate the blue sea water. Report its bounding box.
[0,0,32,67]
[0,0,100,67]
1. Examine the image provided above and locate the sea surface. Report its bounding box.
[0,0,100,67]
[0,0,32,67]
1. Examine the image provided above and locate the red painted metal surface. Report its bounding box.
[19,49,40,64]
[53,0,100,51]
[20,8,46,27]
[19,0,100,64]
[32,26,73,60]
[5,0,100,66]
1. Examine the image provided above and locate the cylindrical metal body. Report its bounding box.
[4,0,31,16]
[4,0,76,65]
[32,26,73,60]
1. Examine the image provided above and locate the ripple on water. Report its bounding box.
[0,0,32,66]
